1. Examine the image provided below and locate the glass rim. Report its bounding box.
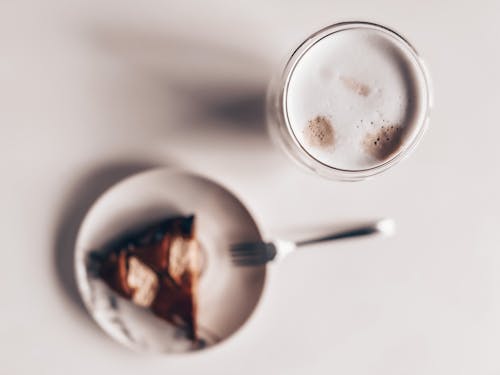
[279,21,433,180]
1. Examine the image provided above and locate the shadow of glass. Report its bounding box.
[89,25,270,134]
[53,160,161,321]
[175,85,266,130]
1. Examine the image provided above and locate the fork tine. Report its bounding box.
[235,258,267,265]
[231,254,268,266]
[231,243,266,253]
[231,253,266,261]
[230,242,276,266]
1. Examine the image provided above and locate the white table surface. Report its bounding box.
[2,0,500,373]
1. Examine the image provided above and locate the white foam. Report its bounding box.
[285,27,427,170]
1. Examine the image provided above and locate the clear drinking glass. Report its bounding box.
[266,21,432,181]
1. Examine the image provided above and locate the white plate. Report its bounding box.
[75,168,266,353]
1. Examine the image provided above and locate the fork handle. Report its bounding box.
[295,219,394,247]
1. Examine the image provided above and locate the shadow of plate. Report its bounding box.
[53,160,162,321]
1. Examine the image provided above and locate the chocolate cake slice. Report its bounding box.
[91,215,201,340]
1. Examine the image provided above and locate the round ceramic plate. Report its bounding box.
[75,168,266,353]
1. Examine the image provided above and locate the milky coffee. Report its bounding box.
[285,26,428,171]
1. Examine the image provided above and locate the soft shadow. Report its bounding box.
[54,160,160,318]
[89,26,270,133]
[272,219,392,244]
[173,84,266,130]
[206,91,265,128]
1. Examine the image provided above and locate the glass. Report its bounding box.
[266,21,432,181]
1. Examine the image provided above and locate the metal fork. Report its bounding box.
[230,218,395,266]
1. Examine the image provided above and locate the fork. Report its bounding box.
[230,218,395,266]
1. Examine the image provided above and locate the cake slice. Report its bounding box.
[92,215,201,340]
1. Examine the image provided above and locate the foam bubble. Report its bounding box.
[303,116,335,149]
